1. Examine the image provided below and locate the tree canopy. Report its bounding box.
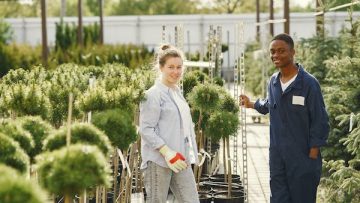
[3,0,355,18]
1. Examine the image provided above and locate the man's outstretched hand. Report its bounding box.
[240,95,254,108]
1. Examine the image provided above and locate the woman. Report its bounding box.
[139,44,199,203]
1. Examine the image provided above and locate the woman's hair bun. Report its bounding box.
[160,44,171,51]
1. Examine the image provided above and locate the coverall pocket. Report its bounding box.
[290,103,306,110]
[289,104,307,116]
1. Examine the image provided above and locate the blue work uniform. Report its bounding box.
[254,64,329,203]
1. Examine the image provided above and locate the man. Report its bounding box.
[240,33,329,203]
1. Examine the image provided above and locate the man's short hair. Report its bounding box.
[272,33,294,49]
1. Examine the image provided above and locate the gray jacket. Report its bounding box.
[139,81,199,169]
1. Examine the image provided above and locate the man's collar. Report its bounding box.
[272,63,304,90]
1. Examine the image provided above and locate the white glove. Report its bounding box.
[159,145,187,173]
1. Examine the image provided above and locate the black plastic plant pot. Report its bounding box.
[213,194,244,203]
[107,192,114,203]
[214,190,244,198]
[201,159,213,174]
[210,174,241,184]
[198,182,211,192]
[198,190,213,195]
[211,142,220,154]
[199,193,213,203]
[88,192,114,203]
[203,181,243,191]
[200,174,211,182]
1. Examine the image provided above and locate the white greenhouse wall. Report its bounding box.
[5,12,359,48]
[4,12,359,71]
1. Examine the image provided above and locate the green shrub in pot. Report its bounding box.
[220,93,239,114]
[183,73,199,99]
[36,144,111,199]
[0,133,29,174]
[187,83,221,113]
[92,108,137,150]
[205,111,239,142]
[0,120,34,155]
[19,116,53,161]
[0,164,48,203]
[43,123,111,156]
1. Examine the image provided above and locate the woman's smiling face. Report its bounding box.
[160,56,183,87]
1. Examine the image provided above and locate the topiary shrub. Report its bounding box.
[0,163,18,179]
[220,93,239,114]
[77,84,144,116]
[2,83,50,119]
[47,84,82,128]
[92,108,137,150]
[43,123,112,156]
[0,164,48,203]
[0,68,28,85]
[187,83,221,112]
[0,133,30,174]
[191,109,210,132]
[187,83,222,151]
[189,70,208,84]
[183,73,199,99]
[19,116,53,161]
[36,144,111,197]
[205,111,239,142]
[0,120,34,155]
[213,76,224,87]
[77,86,108,112]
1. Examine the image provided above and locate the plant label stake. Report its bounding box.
[66,93,73,147]
[88,76,96,123]
[350,112,355,132]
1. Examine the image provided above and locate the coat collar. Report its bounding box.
[155,79,181,94]
[272,63,304,90]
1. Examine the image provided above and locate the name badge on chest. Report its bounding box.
[292,95,305,106]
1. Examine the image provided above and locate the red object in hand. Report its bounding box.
[169,152,185,164]
[159,145,187,173]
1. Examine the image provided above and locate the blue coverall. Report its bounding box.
[254,64,329,203]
